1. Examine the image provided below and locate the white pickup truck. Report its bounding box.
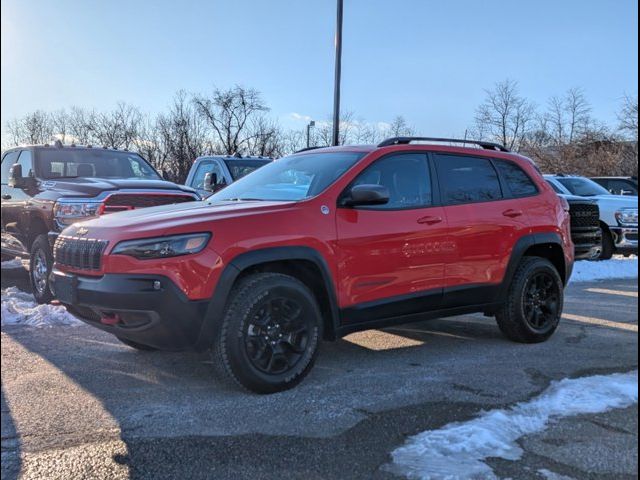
[545,175,638,260]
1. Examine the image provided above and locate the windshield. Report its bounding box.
[557,177,611,196]
[209,152,365,202]
[224,159,272,181]
[35,149,161,180]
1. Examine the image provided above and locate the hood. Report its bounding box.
[41,177,197,198]
[62,199,295,239]
[591,195,638,208]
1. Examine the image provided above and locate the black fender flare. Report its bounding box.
[194,246,340,350]
[496,232,569,303]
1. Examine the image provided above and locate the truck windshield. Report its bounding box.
[210,152,365,202]
[557,177,611,197]
[224,159,272,181]
[35,149,161,180]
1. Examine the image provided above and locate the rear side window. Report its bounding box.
[1,151,20,184]
[435,154,502,205]
[350,153,432,209]
[494,160,539,198]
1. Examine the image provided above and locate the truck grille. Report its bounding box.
[54,236,108,271]
[569,203,600,228]
[103,193,196,213]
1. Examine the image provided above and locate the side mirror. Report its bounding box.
[203,172,217,192]
[341,184,390,207]
[8,164,25,189]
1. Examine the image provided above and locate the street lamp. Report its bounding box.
[332,0,343,146]
[306,120,316,148]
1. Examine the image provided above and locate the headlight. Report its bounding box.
[54,201,101,227]
[111,233,211,260]
[615,208,638,227]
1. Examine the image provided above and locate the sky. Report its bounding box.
[1,0,638,144]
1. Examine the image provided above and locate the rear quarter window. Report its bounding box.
[494,159,539,198]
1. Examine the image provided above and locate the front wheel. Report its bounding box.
[212,272,322,394]
[29,235,54,304]
[598,228,615,260]
[496,257,564,343]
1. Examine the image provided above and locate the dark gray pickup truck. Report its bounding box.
[1,142,199,302]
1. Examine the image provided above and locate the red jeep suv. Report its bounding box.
[51,137,574,393]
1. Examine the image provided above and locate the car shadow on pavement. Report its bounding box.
[1,386,21,480]
[0,314,509,479]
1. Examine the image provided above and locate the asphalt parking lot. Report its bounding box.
[1,266,638,480]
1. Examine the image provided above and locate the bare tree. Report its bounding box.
[386,115,415,137]
[67,107,98,145]
[618,95,638,140]
[474,79,535,151]
[156,90,209,182]
[6,111,53,145]
[193,86,268,155]
[93,103,143,149]
[245,116,283,157]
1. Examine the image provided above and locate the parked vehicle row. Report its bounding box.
[46,137,574,393]
[545,175,638,259]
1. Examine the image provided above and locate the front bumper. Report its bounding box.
[50,270,210,350]
[612,226,638,253]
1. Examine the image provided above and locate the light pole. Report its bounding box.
[332,0,343,146]
[306,120,316,148]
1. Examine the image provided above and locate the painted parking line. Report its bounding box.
[563,313,638,332]
[586,288,638,298]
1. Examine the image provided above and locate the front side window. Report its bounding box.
[192,161,224,190]
[435,154,503,205]
[349,153,432,209]
[17,150,34,177]
[494,159,539,198]
[210,152,364,202]
[556,177,610,197]
[605,180,638,196]
[1,151,20,184]
[35,149,160,180]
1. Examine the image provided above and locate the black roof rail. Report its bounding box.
[377,136,510,152]
[294,146,323,154]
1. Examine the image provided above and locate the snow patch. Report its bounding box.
[1,287,82,327]
[571,256,637,283]
[385,370,638,480]
[1,257,27,270]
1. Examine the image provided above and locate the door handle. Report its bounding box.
[503,209,524,218]
[417,215,443,225]
[1,194,11,200]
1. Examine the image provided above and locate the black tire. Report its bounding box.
[598,227,615,260]
[116,336,158,351]
[212,272,323,394]
[496,257,564,344]
[29,234,54,304]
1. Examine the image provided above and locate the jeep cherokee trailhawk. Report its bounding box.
[51,137,574,393]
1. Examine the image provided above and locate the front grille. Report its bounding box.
[626,233,639,242]
[103,194,195,213]
[54,236,108,271]
[569,203,600,228]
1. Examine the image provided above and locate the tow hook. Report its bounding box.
[100,313,121,325]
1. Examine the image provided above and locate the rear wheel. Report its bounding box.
[29,235,54,304]
[212,272,322,394]
[496,257,564,343]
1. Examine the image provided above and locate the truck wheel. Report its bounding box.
[597,228,615,260]
[496,257,564,344]
[116,337,158,351]
[212,272,322,394]
[29,235,54,304]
